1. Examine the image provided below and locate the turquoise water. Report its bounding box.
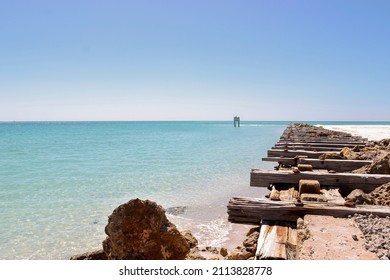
[0,121,388,259]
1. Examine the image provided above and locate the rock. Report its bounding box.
[205,246,219,254]
[70,249,107,260]
[340,147,358,160]
[366,154,390,174]
[243,231,259,254]
[182,230,198,249]
[269,187,280,201]
[220,248,228,257]
[166,206,187,215]
[292,167,300,173]
[227,246,254,260]
[297,164,313,171]
[346,189,373,205]
[369,183,390,206]
[186,248,206,260]
[352,145,361,152]
[352,235,358,241]
[246,226,260,237]
[102,198,190,260]
[299,179,320,195]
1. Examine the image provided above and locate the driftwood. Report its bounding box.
[255,220,297,260]
[250,169,390,193]
[227,197,390,223]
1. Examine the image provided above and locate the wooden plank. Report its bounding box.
[262,157,297,165]
[268,149,339,159]
[274,142,365,148]
[227,197,390,223]
[255,220,297,260]
[277,139,367,144]
[298,158,372,172]
[250,169,390,193]
[262,157,372,172]
[272,145,348,152]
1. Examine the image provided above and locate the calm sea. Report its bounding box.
[0,121,388,259]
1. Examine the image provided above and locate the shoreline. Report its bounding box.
[320,125,390,141]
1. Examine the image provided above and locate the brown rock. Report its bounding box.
[269,187,280,201]
[227,246,254,260]
[292,167,300,173]
[243,231,259,254]
[369,183,390,206]
[70,249,107,260]
[366,154,390,174]
[346,189,373,205]
[352,145,361,152]
[182,230,198,249]
[297,164,313,171]
[220,248,228,257]
[102,199,190,260]
[340,147,358,160]
[246,226,260,237]
[354,153,390,174]
[299,180,320,195]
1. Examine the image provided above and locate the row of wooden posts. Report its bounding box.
[227,123,390,259]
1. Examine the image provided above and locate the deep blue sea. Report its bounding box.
[1,121,389,259]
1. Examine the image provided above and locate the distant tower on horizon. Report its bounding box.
[234,116,240,127]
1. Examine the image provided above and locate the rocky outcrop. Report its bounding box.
[70,249,107,260]
[102,199,190,260]
[228,226,259,260]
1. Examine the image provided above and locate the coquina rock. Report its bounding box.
[102,199,190,260]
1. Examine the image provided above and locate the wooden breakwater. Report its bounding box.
[227,123,390,260]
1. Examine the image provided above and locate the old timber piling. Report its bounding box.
[227,123,390,260]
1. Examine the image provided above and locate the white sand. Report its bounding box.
[320,125,390,141]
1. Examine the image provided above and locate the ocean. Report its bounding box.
[1,121,389,259]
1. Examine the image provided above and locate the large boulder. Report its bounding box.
[102,199,190,260]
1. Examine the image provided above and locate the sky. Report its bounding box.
[0,0,389,121]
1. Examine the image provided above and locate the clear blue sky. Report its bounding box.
[0,0,389,121]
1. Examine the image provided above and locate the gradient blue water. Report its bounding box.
[0,121,388,259]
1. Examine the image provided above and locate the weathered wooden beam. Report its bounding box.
[274,142,365,148]
[250,169,390,193]
[268,149,339,159]
[272,145,348,152]
[262,157,297,166]
[298,158,372,172]
[255,220,297,260]
[277,139,367,145]
[262,157,372,172]
[227,197,390,223]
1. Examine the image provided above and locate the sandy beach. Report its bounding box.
[320,125,390,141]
